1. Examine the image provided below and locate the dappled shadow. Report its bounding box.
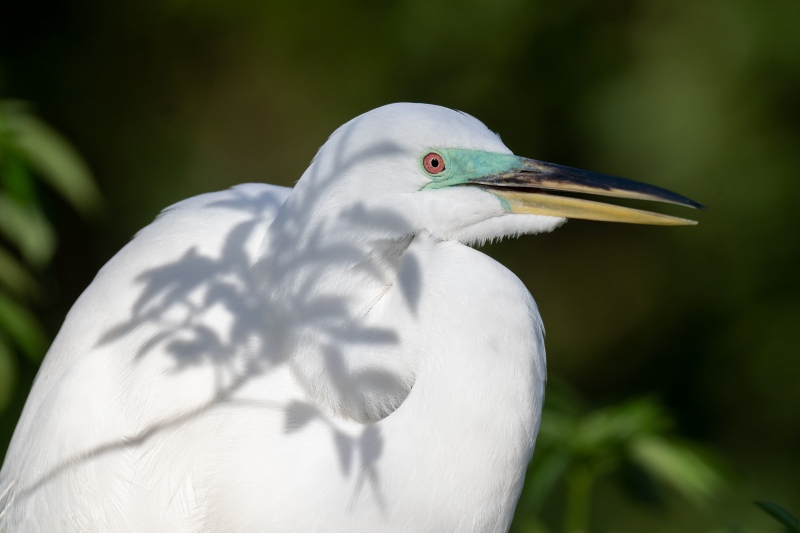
[14,123,425,513]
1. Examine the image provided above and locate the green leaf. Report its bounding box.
[0,193,56,266]
[577,399,670,451]
[629,435,724,505]
[523,450,572,511]
[2,101,103,216]
[755,501,800,532]
[0,246,39,297]
[0,291,48,361]
[0,150,37,205]
[0,336,18,413]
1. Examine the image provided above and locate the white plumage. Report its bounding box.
[0,103,700,532]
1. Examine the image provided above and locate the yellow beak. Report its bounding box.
[491,189,698,226]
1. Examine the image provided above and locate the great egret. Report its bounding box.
[0,103,701,532]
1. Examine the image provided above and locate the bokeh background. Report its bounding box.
[1,0,799,531]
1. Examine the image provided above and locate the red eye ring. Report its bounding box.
[423,152,445,175]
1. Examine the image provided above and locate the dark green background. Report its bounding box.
[2,0,798,531]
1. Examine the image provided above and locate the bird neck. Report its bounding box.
[369,236,545,530]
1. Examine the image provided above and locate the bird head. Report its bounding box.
[287,103,703,246]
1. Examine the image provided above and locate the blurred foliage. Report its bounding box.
[1,0,799,531]
[512,383,725,533]
[0,99,101,412]
[755,502,800,533]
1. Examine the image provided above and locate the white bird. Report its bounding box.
[0,103,701,532]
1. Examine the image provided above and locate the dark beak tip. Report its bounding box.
[686,199,706,211]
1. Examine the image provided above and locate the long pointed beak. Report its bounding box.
[473,158,705,226]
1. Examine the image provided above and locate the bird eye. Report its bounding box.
[423,152,445,175]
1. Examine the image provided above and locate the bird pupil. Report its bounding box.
[432,159,439,168]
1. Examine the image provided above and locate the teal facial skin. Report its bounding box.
[420,149,522,211]
[419,149,522,191]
